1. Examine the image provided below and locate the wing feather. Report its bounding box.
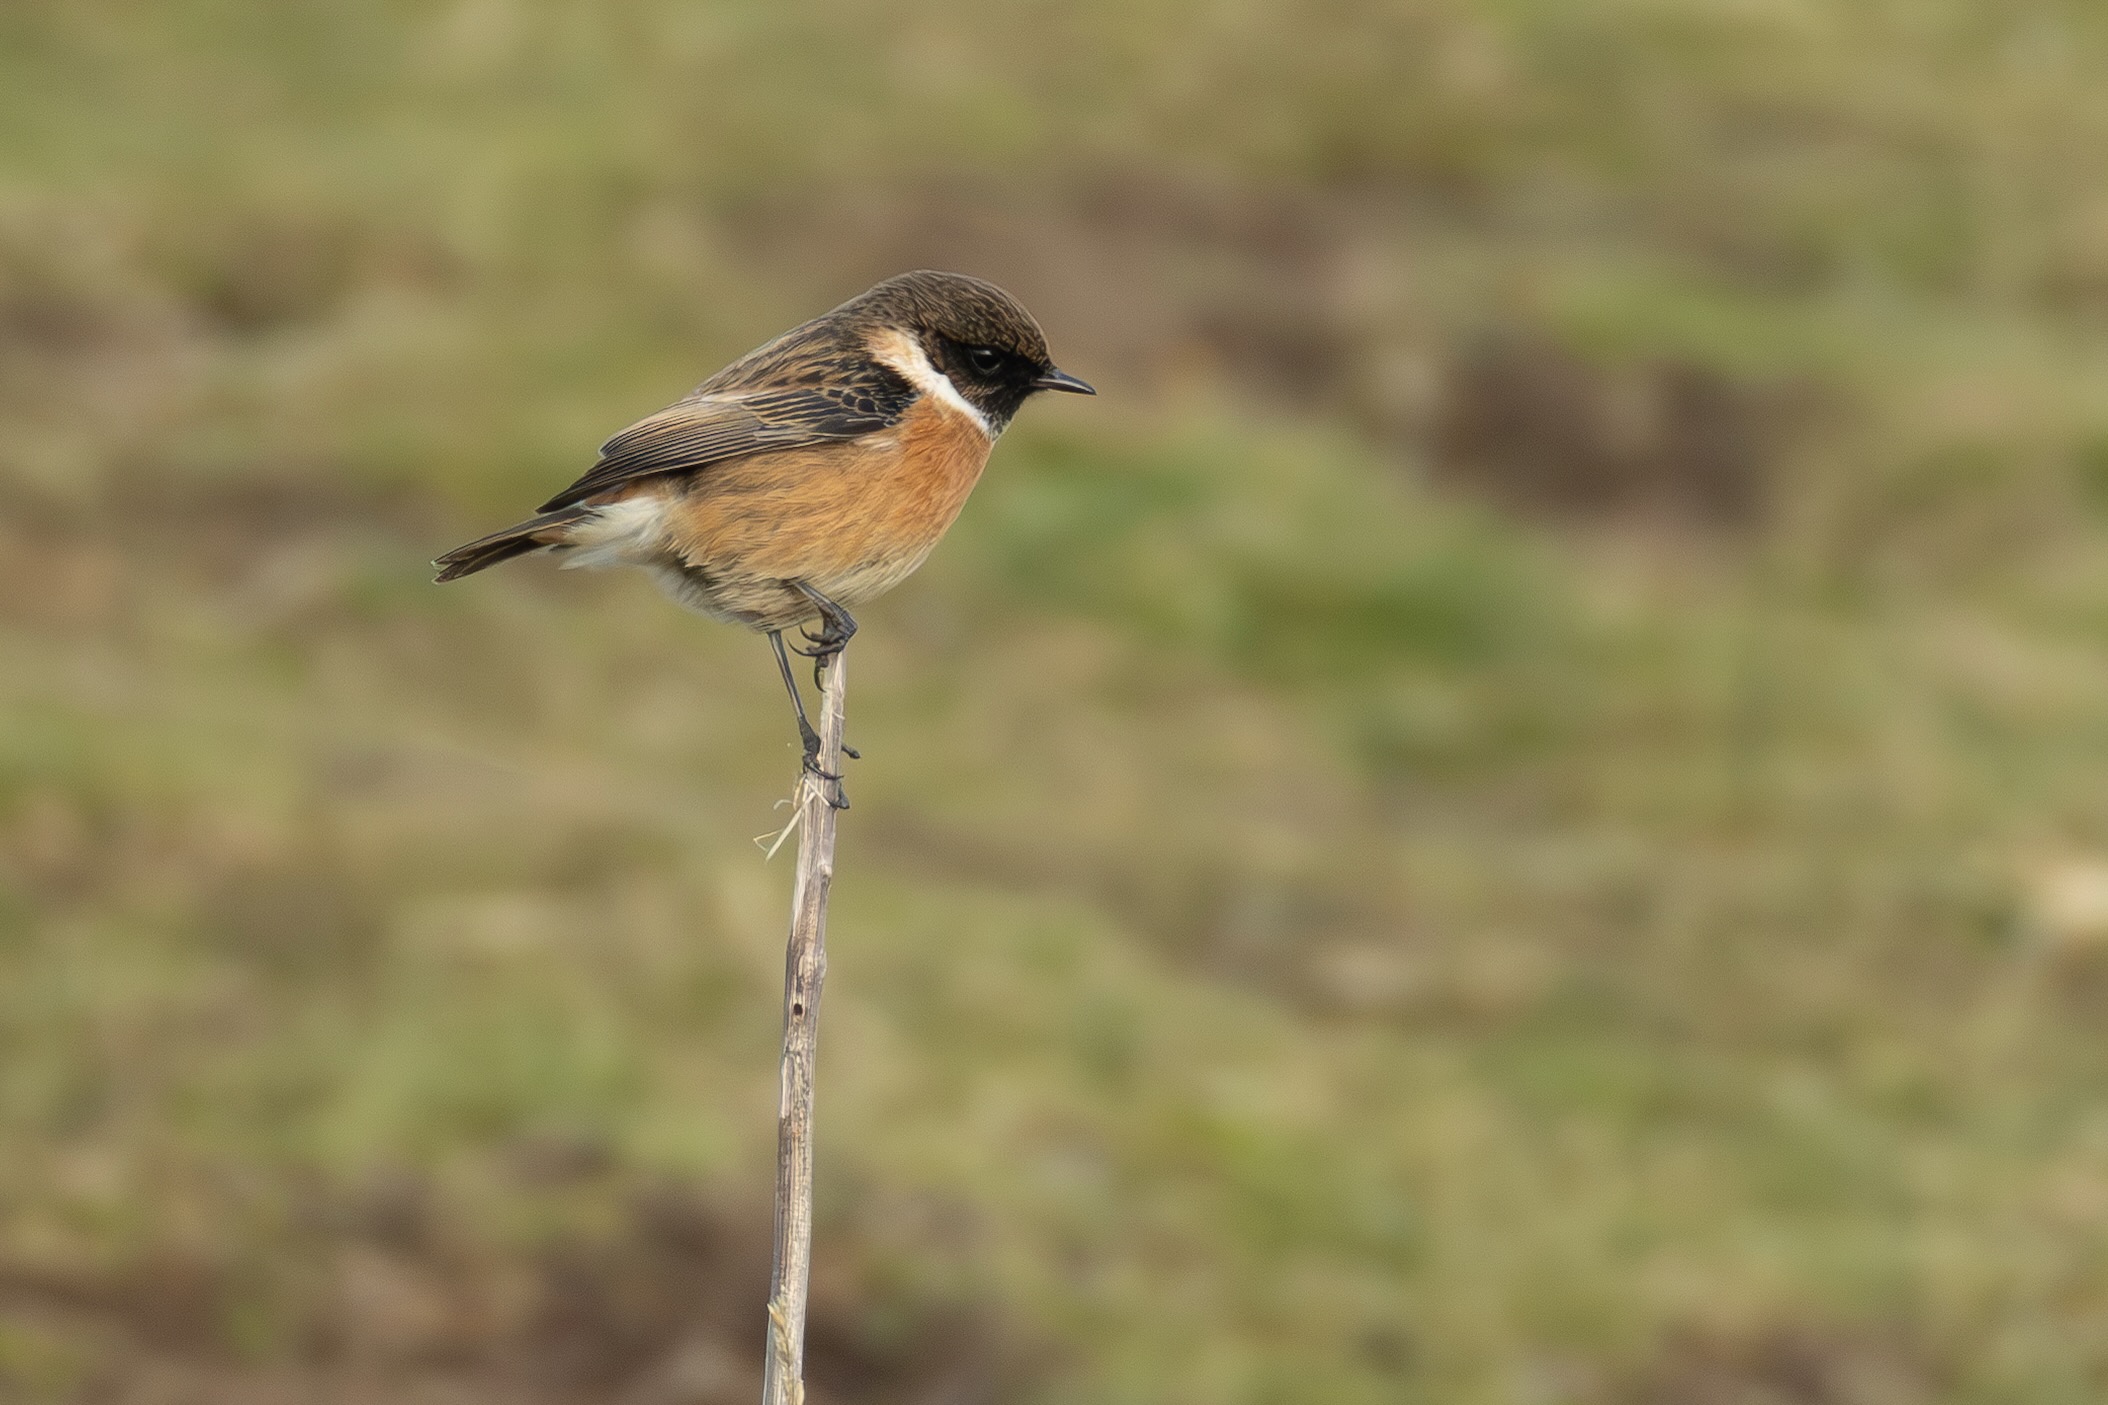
[535,361,913,513]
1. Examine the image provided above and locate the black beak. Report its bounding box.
[1032,367,1096,395]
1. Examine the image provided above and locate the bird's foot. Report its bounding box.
[792,635,851,690]
[788,592,858,687]
[799,724,850,810]
[793,618,856,656]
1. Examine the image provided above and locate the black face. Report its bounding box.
[844,271,1093,429]
[933,337,1048,430]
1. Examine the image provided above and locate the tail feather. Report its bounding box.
[433,507,591,582]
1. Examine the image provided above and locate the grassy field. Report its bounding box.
[9,2,2108,1402]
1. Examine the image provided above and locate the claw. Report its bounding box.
[802,756,849,809]
[798,727,849,808]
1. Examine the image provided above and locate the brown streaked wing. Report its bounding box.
[534,371,912,513]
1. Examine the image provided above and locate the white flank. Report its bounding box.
[559,494,668,570]
[871,328,994,437]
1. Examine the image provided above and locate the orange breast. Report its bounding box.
[654,394,993,606]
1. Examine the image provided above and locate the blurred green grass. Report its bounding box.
[10,2,2108,1402]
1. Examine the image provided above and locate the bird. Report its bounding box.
[432,270,1095,805]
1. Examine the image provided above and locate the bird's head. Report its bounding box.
[850,270,1094,433]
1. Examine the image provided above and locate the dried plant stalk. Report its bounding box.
[762,649,847,1405]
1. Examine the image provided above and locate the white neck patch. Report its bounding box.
[872,329,994,438]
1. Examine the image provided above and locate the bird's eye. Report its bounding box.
[966,346,1004,377]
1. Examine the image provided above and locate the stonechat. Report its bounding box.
[434,270,1094,804]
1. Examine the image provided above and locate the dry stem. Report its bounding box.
[761,649,847,1405]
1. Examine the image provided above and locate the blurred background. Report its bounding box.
[6,2,2108,1401]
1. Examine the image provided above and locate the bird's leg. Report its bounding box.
[770,630,847,808]
[785,584,860,760]
[787,581,858,689]
[788,581,860,758]
[788,585,860,758]
[768,630,826,765]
